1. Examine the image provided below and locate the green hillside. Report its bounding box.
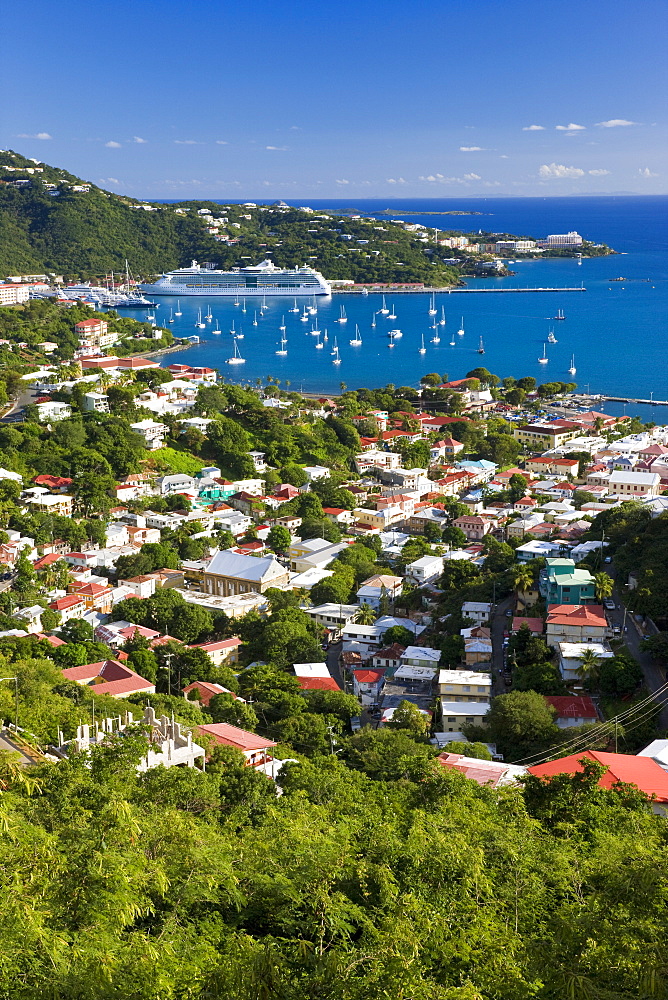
[0,150,461,286]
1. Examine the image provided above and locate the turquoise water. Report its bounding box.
[130,197,668,410]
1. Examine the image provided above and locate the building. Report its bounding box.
[355,573,403,610]
[437,753,526,787]
[371,643,405,674]
[441,702,490,732]
[545,695,598,728]
[461,601,492,625]
[61,659,156,698]
[196,722,277,771]
[543,231,583,247]
[0,283,31,305]
[183,681,241,707]
[130,419,168,450]
[405,555,444,586]
[524,456,580,478]
[352,668,385,705]
[452,515,492,541]
[49,594,87,622]
[438,670,492,703]
[82,392,110,413]
[557,641,614,682]
[464,635,493,666]
[201,549,289,597]
[400,645,441,670]
[539,558,595,605]
[36,401,72,422]
[190,637,241,667]
[513,423,580,450]
[303,603,358,636]
[527,750,668,815]
[546,604,609,645]
[25,493,74,517]
[607,470,661,498]
[74,318,118,350]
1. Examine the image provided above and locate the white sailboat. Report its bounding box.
[450,332,456,346]
[205,304,213,321]
[538,343,548,364]
[310,322,321,335]
[332,337,341,364]
[554,308,565,321]
[547,328,557,344]
[169,309,174,323]
[349,325,363,346]
[431,328,441,344]
[371,314,376,329]
[428,294,437,316]
[315,331,323,349]
[230,320,236,336]
[379,295,389,315]
[457,316,465,336]
[569,355,577,375]
[195,309,206,330]
[226,340,245,364]
[174,300,182,317]
[300,307,309,322]
[323,330,329,342]
[418,334,426,355]
[241,298,247,313]
[388,304,397,320]
[275,336,288,356]
[289,298,299,313]
[388,330,395,348]
[477,336,485,355]
[308,297,317,315]
[439,306,446,327]
[212,320,221,334]
[388,328,402,339]
[234,295,240,307]
[279,316,286,332]
[337,305,347,324]
[252,311,258,327]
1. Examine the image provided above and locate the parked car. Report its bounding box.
[604,598,615,610]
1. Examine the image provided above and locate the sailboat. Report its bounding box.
[323,330,329,342]
[308,297,317,315]
[388,303,397,320]
[371,314,376,329]
[212,320,222,334]
[553,308,565,321]
[252,311,258,327]
[168,309,174,324]
[174,300,182,317]
[337,305,347,324]
[195,309,206,330]
[457,316,465,336]
[226,340,245,365]
[205,304,213,321]
[310,324,321,335]
[289,298,299,313]
[568,355,577,375]
[418,334,427,355]
[279,316,286,332]
[230,320,236,336]
[236,327,244,339]
[234,295,240,307]
[428,294,437,316]
[388,330,396,348]
[547,328,557,344]
[388,328,402,339]
[439,306,446,327]
[332,337,341,364]
[538,343,548,364]
[349,325,362,346]
[300,307,309,322]
[450,332,456,346]
[431,328,441,344]
[241,298,247,313]
[275,336,288,356]
[379,295,389,315]
[477,336,485,355]
[315,331,323,349]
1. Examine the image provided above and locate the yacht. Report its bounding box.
[439,307,446,327]
[168,309,174,324]
[418,334,426,355]
[174,300,182,316]
[212,320,222,334]
[323,330,329,342]
[241,298,247,313]
[547,329,557,344]
[308,297,318,315]
[388,328,402,339]
[428,294,437,316]
[538,343,549,364]
[569,355,577,375]
[275,336,288,356]
[349,325,362,346]
[226,340,245,364]
[230,321,236,336]
[431,329,441,344]
[300,307,309,322]
[388,304,397,320]
[195,309,206,329]
[315,331,323,349]
[289,298,300,313]
[371,314,376,329]
[332,337,341,364]
[477,336,485,355]
[141,259,331,296]
[379,295,389,315]
[457,316,465,336]
[279,316,286,332]
[252,311,258,326]
[337,305,347,324]
[554,308,566,321]
[205,305,213,321]
[388,330,396,348]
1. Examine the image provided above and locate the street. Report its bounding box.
[491,594,514,695]
[608,586,668,727]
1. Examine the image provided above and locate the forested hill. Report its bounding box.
[0,150,461,285]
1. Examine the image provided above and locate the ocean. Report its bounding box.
[137,196,668,418]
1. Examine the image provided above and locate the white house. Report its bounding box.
[461,601,492,625]
[400,646,441,670]
[82,392,110,413]
[557,641,614,682]
[353,668,385,705]
[406,555,444,586]
[355,573,403,610]
[36,401,71,422]
[130,419,167,450]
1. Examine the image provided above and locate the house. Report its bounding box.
[453,515,492,541]
[288,539,348,574]
[302,465,330,482]
[637,740,668,774]
[437,753,526,787]
[546,604,609,645]
[183,681,241,707]
[524,456,580,478]
[130,419,167,450]
[431,437,464,462]
[607,470,661,498]
[304,603,358,636]
[293,662,340,692]
[36,401,72,422]
[200,549,289,597]
[67,581,113,614]
[341,623,384,652]
[83,392,110,413]
[461,601,492,625]
[371,643,405,674]
[405,555,444,587]
[190,637,241,667]
[527,750,668,815]
[464,635,493,667]
[353,668,385,705]
[61,659,156,698]
[545,695,598,728]
[441,702,490,732]
[12,605,44,634]
[196,722,277,771]
[400,645,441,670]
[557,641,614,682]
[513,422,581,451]
[118,574,157,599]
[356,573,403,610]
[49,594,87,622]
[511,617,544,636]
[323,507,355,526]
[539,558,595,605]
[25,493,74,517]
[438,669,492,703]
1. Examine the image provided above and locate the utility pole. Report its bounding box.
[164,652,174,696]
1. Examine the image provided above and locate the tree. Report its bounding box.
[475,691,560,763]
[59,618,94,643]
[578,647,602,687]
[508,473,528,503]
[382,625,414,647]
[353,603,377,625]
[444,741,492,760]
[386,700,429,736]
[594,572,614,602]
[215,529,235,550]
[441,525,467,548]
[422,521,442,543]
[209,692,259,730]
[71,471,116,518]
[511,564,536,606]
[279,464,308,487]
[267,524,292,553]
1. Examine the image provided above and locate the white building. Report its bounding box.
[400,646,441,670]
[461,601,492,625]
[130,419,167,450]
[82,392,110,413]
[608,470,661,498]
[557,641,614,682]
[406,554,444,586]
[438,669,492,702]
[36,401,72,422]
[0,283,30,305]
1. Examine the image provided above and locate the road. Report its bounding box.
[608,586,668,727]
[490,594,514,695]
[1,382,40,422]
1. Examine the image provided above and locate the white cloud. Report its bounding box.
[215,140,228,145]
[100,177,120,185]
[105,141,122,148]
[500,154,509,159]
[460,145,484,151]
[555,123,586,131]
[335,178,349,185]
[483,181,501,187]
[17,132,52,140]
[596,119,637,128]
[266,145,288,151]
[463,173,481,181]
[588,168,610,176]
[386,177,407,184]
[522,125,545,131]
[132,136,147,144]
[419,173,480,185]
[174,139,199,145]
[639,167,658,178]
[539,162,585,178]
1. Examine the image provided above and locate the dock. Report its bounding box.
[603,396,668,407]
[331,286,587,294]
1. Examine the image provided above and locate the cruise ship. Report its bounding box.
[140,259,331,297]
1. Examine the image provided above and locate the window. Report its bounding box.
[447,717,456,722]
[465,717,475,724]
[463,686,470,692]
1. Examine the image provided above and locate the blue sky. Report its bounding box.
[2,0,665,197]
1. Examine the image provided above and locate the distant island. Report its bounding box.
[374,209,487,216]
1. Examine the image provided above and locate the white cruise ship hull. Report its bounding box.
[140,282,330,296]
[140,259,331,297]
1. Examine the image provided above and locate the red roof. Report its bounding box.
[297,677,341,691]
[182,680,237,706]
[61,659,154,697]
[197,722,276,752]
[192,638,242,653]
[437,753,514,788]
[49,595,85,612]
[545,695,597,720]
[373,643,406,660]
[34,553,65,571]
[511,617,544,634]
[528,751,668,803]
[546,604,607,628]
[33,474,72,489]
[354,669,385,684]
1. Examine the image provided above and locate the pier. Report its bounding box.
[331,286,587,294]
[603,396,668,407]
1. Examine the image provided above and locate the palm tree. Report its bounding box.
[578,648,601,687]
[339,382,347,394]
[594,572,614,602]
[354,603,377,625]
[512,564,536,608]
